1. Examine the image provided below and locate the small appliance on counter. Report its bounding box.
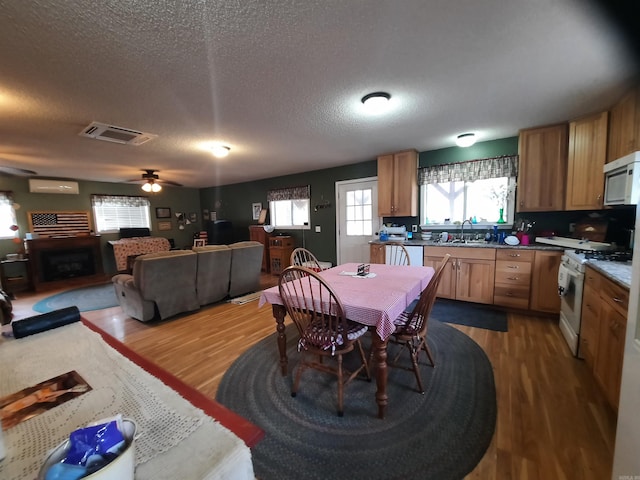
[382,226,407,242]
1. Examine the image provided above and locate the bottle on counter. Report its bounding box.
[485,230,492,243]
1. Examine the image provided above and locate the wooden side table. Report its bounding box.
[269,236,294,275]
[249,225,273,273]
[0,257,33,299]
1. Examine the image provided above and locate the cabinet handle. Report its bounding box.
[507,265,519,269]
[508,253,521,257]
[613,297,623,303]
[507,276,519,280]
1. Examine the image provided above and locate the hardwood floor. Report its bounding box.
[7,276,617,480]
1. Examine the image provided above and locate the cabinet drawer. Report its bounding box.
[584,268,602,289]
[601,278,629,315]
[496,249,535,262]
[495,260,532,276]
[494,284,530,309]
[495,269,531,286]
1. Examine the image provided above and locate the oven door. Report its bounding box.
[558,263,584,356]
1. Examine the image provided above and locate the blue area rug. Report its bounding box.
[216,320,496,480]
[33,283,118,313]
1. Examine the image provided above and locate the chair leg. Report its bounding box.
[337,354,344,417]
[420,338,435,367]
[408,341,425,394]
[356,340,371,380]
[291,359,307,398]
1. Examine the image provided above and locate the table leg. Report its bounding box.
[371,331,388,419]
[272,304,288,376]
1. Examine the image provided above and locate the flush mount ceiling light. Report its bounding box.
[210,145,231,158]
[456,133,477,147]
[361,91,391,114]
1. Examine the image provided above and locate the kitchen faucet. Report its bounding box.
[459,218,473,242]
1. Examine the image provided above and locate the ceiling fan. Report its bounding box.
[0,165,37,177]
[128,169,182,192]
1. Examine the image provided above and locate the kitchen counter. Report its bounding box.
[370,239,564,251]
[586,260,632,289]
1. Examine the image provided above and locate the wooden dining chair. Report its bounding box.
[385,243,410,266]
[278,265,371,416]
[290,247,324,272]
[389,254,451,393]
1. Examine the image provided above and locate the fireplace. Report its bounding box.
[26,236,105,291]
[41,248,96,281]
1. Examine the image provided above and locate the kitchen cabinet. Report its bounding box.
[493,249,534,309]
[607,84,640,163]
[580,268,601,370]
[565,111,608,210]
[424,246,495,304]
[370,243,385,264]
[581,266,629,411]
[516,123,568,212]
[377,149,418,217]
[529,250,562,314]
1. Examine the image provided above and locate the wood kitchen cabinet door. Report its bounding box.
[516,123,568,212]
[594,301,627,411]
[377,150,417,217]
[607,84,640,163]
[529,250,562,313]
[370,243,385,264]
[425,255,456,299]
[565,111,608,210]
[580,271,602,370]
[456,258,496,305]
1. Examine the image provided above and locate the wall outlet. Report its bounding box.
[411,224,418,233]
[569,223,576,233]
[315,225,321,233]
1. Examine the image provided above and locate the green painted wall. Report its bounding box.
[0,176,201,274]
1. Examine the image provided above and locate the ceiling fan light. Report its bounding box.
[151,182,162,192]
[361,91,391,114]
[456,133,476,147]
[141,182,152,192]
[211,145,230,158]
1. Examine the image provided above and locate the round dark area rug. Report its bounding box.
[32,283,118,313]
[216,320,496,480]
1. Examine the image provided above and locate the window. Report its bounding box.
[419,155,518,226]
[0,192,17,239]
[267,186,310,230]
[91,195,151,234]
[345,188,373,236]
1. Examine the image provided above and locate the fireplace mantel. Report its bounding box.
[26,236,106,291]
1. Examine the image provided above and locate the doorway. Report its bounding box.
[335,177,380,264]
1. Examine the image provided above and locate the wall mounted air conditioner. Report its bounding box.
[29,179,79,194]
[79,121,157,146]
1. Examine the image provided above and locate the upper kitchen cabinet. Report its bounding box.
[607,84,640,163]
[377,149,418,217]
[565,111,608,210]
[516,123,568,212]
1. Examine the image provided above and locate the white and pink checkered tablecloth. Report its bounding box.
[259,262,435,341]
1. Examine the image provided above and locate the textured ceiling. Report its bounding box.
[0,0,636,188]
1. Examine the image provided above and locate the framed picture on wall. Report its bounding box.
[158,221,172,231]
[252,203,262,220]
[189,212,198,223]
[156,207,171,219]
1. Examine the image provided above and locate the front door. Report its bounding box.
[336,177,380,264]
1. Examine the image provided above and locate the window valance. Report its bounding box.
[418,155,518,184]
[91,194,150,207]
[267,185,310,201]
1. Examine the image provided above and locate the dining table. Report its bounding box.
[259,262,435,419]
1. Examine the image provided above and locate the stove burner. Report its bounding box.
[575,249,633,262]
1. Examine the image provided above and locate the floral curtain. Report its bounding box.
[90,194,150,207]
[266,185,310,201]
[418,155,518,184]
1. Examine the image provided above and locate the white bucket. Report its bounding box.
[38,419,137,480]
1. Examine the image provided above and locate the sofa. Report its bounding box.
[112,241,264,322]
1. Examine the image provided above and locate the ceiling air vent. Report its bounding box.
[79,121,157,146]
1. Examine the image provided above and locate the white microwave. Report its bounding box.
[603,151,640,206]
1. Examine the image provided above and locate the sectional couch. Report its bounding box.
[112,241,263,322]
